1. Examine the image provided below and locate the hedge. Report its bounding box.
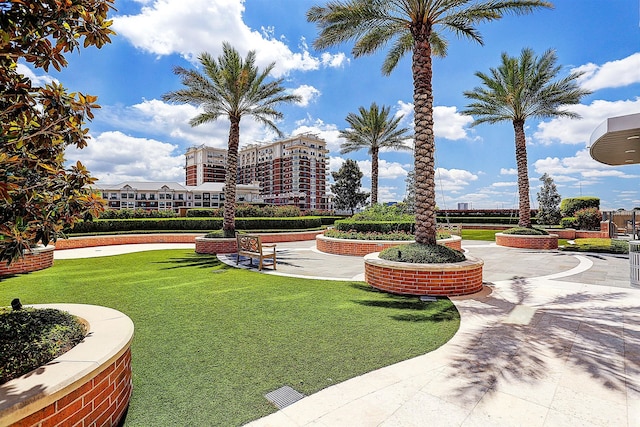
[335,220,415,233]
[560,197,600,217]
[70,217,326,233]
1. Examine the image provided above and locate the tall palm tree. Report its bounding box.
[308,0,551,245]
[163,42,301,237]
[462,48,590,228]
[340,102,412,204]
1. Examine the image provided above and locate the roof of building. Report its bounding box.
[589,112,640,165]
[95,182,188,191]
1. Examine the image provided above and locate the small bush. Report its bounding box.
[560,217,577,228]
[335,220,415,234]
[560,197,600,217]
[1,307,87,384]
[351,204,413,221]
[502,227,549,235]
[379,243,466,263]
[574,207,602,231]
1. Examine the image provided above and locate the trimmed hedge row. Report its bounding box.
[335,220,415,233]
[70,217,327,233]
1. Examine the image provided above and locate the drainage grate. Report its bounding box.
[264,386,305,409]
[420,295,437,302]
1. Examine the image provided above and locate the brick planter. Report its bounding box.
[0,304,134,427]
[196,230,325,255]
[495,233,559,250]
[364,253,484,297]
[316,235,462,256]
[0,245,54,277]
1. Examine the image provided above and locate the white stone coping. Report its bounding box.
[495,232,559,239]
[364,252,483,272]
[0,304,134,424]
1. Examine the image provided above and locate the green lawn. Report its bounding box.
[0,250,459,426]
[460,229,501,241]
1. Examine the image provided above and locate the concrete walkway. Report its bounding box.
[55,241,640,426]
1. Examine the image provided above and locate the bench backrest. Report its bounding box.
[236,234,262,253]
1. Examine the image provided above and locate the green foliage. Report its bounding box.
[379,243,466,264]
[99,208,178,219]
[324,229,414,241]
[560,197,600,217]
[560,238,629,254]
[331,159,370,214]
[502,227,549,235]
[351,203,413,221]
[560,217,577,228]
[186,208,223,217]
[187,205,335,219]
[0,0,116,264]
[536,173,562,225]
[574,207,602,231]
[403,170,415,214]
[335,220,415,234]
[1,307,86,383]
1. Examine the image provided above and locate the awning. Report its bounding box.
[589,112,640,165]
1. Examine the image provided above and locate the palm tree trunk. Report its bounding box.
[513,119,531,228]
[411,25,437,245]
[223,117,240,238]
[371,146,379,205]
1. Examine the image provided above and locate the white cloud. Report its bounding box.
[356,159,410,179]
[491,181,517,187]
[395,102,473,140]
[533,149,639,182]
[500,168,517,175]
[112,0,346,77]
[433,168,478,191]
[533,98,640,145]
[292,85,321,107]
[16,63,56,86]
[66,131,185,184]
[574,52,640,91]
[292,117,343,152]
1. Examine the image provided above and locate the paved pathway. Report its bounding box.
[55,240,640,426]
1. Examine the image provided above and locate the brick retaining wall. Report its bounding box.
[364,253,484,296]
[316,235,462,256]
[55,233,203,249]
[195,230,325,255]
[495,233,559,250]
[0,245,54,277]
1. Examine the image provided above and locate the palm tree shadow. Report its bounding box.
[444,277,640,403]
[155,253,225,270]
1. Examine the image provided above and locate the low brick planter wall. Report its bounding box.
[543,229,608,239]
[55,233,204,250]
[495,233,559,250]
[0,304,134,427]
[364,253,484,296]
[316,235,462,256]
[196,230,325,255]
[0,245,54,277]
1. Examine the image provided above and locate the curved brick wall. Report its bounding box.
[0,304,134,427]
[55,233,204,250]
[495,233,559,250]
[316,235,462,256]
[0,245,54,277]
[364,253,484,296]
[196,230,325,255]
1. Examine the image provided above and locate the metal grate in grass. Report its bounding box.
[264,385,305,409]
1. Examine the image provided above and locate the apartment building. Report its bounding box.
[96,181,261,211]
[237,134,330,210]
[185,145,227,186]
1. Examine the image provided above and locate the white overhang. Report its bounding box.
[589,112,640,165]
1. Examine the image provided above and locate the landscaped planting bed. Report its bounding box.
[317,234,462,256]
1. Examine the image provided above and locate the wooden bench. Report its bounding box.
[236,233,276,271]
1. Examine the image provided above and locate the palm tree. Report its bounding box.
[308,0,551,245]
[462,48,590,228]
[163,42,301,237]
[339,103,412,204]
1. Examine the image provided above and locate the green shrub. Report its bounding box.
[1,307,86,384]
[560,217,577,228]
[186,208,223,218]
[560,197,600,217]
[574,207,602,231]
[502,227,549,235]
[335,220,415,234]
[379,243,466,263]
[99,208,178,219]
[351,204,413,221]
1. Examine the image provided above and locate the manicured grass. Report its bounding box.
[0,250,459,426]
[460,229,501,241]
[559,238,629,254]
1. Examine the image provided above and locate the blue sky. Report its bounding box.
[22,0,640,210]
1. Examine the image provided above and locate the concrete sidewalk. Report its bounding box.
[55,240,640,426]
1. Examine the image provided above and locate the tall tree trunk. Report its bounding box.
[513,119,531,228]
[371,146,379,205]
[223,116,240,238]
[411,25,437,245]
